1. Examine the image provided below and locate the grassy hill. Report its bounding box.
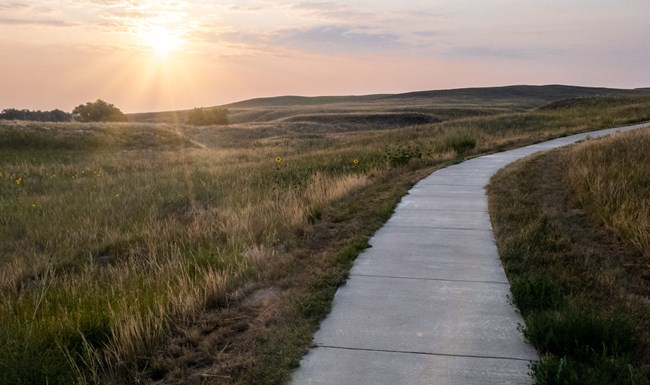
[223,85,644,108]
[128,85,650,125]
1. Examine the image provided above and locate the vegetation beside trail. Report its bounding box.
[488,128,650,385]
[1,92,650,384]
[566,129,650,258]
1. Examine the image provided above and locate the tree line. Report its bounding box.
[0,100,126,123]
[1,100,230,125]
[0,108,72,122]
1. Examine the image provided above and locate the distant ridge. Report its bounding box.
[222,85,643,108]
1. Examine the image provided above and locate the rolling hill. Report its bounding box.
[127,85,650,125]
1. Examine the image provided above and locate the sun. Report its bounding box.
[139,25,184,54]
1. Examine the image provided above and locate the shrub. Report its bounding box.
[186,107,229,126]
[383,141,422,167]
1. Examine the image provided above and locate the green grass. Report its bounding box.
[1,94,650,384]
[488,129,650,385]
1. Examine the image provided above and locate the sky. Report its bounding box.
[1,0,649,113]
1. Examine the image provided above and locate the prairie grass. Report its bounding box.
[1,94,650,384]
[488,129,650,385]
[565,128,650,257]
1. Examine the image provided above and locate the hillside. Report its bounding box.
[225,84,640,108]
[127,85,649,125]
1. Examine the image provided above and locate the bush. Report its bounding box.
[383,141,422,167]
[186,107,229,126]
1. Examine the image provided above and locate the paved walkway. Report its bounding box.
[290,123,650,385]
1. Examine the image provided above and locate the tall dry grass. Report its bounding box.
[0,127,378,383]
[566,128,650,257]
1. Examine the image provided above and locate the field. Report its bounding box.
[2,86,650,384]
[488,128,650,384]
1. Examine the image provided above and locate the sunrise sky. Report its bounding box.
[1,0,649,113]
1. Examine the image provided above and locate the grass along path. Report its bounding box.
[488,128,650,385]
[1,96,650,384]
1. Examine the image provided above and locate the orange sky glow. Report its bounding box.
[1,0,649,113]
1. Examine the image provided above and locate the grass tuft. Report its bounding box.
[524,303,635,359]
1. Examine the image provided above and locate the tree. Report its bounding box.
[186,107,229,126]
[49,109,71,122]
[72,99,127,122]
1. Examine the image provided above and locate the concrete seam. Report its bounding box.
[396,208,489,213]
[383,225,493,232]
[349,273,509,285]
[314,345,534,363]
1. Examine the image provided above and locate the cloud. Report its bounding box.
[413,31,439,37]
[0,2,29,10]
[274,25,401,53]
[0,17,76,27]
[291,1,373,21]
[293,1,342,11]
[444,46,528,60]
[228,4,264,12]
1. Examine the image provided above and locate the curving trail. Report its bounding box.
[289,122,650,385]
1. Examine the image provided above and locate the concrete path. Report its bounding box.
[290,123,650,385]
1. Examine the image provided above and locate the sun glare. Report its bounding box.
[139,25,184,54]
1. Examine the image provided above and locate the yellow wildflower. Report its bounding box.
[15,177,22,186]
[275,156,282,164]
[353,159,359,166]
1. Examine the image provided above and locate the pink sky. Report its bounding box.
[1,0,649,113]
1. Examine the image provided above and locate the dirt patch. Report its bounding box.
[244,288,282,325]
